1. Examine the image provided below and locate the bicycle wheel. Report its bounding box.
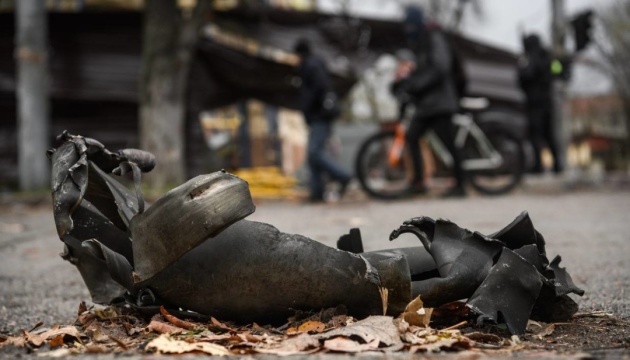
[355,131,414,199]
[464,130,525,195]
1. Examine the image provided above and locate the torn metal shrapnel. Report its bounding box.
[47,131,411,324]
[372,212,584,335]
[48,132,583,335]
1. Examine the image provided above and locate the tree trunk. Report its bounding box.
[139,0,208,189]
[16,0,50,190]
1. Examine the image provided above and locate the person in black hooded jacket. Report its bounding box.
[294,39,351,202]
[391,5,466,198]
[518,34,562,174]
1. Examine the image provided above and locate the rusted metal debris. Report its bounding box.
[47,132,584,335]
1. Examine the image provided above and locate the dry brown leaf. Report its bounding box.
[90,328,110,343]
[78,312,96,326]
[255,333,319,355]
[430,301,470,328]
[26,325,81,347]
[123,323,142,336]
[533,324,556,340]
[210,317,234,332]
[0,335,27,348]
[146,320,184,335]
[239,332,264,343]
[405,329,472,353]
[199,333,234,341]
[318,316,403,351]
[323,337,380,353]
[400,296,432,327]
[108,335,129,350]
[379,287,389,315]
[48,334,65,347]
[298,321,326,334]
[145,334,230,355]
[77,301,88,316]
[93,307,118,319]
[84,344,108,353]
[328,315,348,329]
[159,306,199,330]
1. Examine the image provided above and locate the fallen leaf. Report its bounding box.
[328,315,348,329]
[400,296,432,327]
[379,287,389,315]
[145,334,230,355]
[210,317,234,332]
[77,301,88,316]
[255,333,319,355]
[296,321,325,334]
[0,335,26,348]
[318,316,403,351]
[198,333,234,341]
[78,312,96,326]
[29,321,44,332]
[108,335,129,350]
[87,326,110,343]
[48,334,65,347]
[84,345,108,353]
[93,307,118,319]
[26,326,81,347]
[160,306,199,330]
[431,301,469,326]
[239,332,264,343]
[123,323,142,336]
[146,320,183,335]
[533,324,556,340]
[323,337,380,353]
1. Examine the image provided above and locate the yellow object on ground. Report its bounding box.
[233,167,302,200]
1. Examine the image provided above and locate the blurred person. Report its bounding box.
[294,38,352,203]
[518,34,562,174]
[391,6,466,197]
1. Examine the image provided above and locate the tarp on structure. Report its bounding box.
[190,7,525,111]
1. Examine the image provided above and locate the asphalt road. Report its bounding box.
[1,175,629,344]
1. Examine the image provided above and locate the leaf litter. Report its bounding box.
[1,299,627,357]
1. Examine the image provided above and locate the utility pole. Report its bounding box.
[16,0,50,190]
[551,0,568,172]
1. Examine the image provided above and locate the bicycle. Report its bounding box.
[355,97,526,199]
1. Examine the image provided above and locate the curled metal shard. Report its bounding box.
[47,132,584,335]
[130,171,256,281]
[383,211,584,335]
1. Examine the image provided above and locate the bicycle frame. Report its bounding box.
[386,111,505,172]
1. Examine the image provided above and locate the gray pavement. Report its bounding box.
[1,175,629,343]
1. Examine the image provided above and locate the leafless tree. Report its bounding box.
[595,0,630,146]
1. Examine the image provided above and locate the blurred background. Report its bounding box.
[1,0,628,199]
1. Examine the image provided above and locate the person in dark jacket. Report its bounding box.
[391,6,466,197]
[294,39,352,202]
[518,34,562,174]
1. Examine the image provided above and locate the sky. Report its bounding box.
[461,0,603,52]
[317,0,613,95]
[319,0,604,52]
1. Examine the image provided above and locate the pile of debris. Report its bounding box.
[18,131,587,357]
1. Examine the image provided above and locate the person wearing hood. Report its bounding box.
[294,38,352,203]
[518,34,562,174]
[391,6,466,198]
